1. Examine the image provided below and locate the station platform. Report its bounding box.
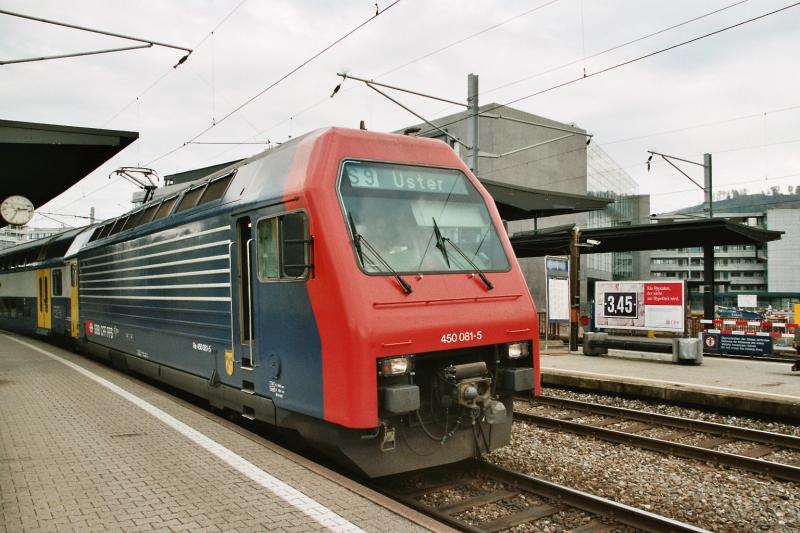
[0,333,445,533]
[541,349,800,422]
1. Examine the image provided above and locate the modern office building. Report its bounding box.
[650,195,800,311]
[586,143,650,288]
[0,225,65,249]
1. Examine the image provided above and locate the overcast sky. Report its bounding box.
[2,0,799,228]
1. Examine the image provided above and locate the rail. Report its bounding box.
[374,458,708,532]
[516,395,800,483]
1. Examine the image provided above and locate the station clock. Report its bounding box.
[1,195,35,226]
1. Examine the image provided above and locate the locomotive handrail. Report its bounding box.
[246,238,255,367]
[228,241,235,359]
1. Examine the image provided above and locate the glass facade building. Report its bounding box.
[586,143,643,280]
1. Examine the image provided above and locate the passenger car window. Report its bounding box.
[52,269,63,296]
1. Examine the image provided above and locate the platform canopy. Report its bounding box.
[511,218,784,257]
[479,178,613,221]
[0,119,138,208]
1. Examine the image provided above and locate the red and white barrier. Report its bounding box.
[699,319,798,328]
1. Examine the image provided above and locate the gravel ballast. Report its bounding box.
[486,387,800,531]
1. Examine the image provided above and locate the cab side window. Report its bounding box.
[257,212,311,281]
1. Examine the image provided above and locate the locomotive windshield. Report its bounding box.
[339,161,510,274]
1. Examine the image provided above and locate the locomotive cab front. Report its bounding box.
[323,157,538,476]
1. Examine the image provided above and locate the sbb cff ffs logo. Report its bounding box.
[603,292,638,318]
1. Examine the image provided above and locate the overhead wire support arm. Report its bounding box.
[660,156,705,190]
[336,73,468,107]
[480,113,593,139]
[647,150,707,168]
[646,150,708,190]
[0,8,193,66]
[480,133,574,159]
[0,44,153,65]
[361,81,471,150]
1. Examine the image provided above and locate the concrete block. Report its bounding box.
[672,337,703,365]
[583,332,608,356]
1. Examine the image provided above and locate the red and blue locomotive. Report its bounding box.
[0,128,539,476]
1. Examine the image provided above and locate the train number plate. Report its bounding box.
[441,330,483,344]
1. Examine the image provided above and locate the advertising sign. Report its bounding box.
[702,333,772,356]
[545,256,569,323]
[595,280,685,333]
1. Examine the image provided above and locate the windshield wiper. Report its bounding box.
[348,213,365,265]
[347,213,413,294]
[431,217,450,268]
[442,236,494,291]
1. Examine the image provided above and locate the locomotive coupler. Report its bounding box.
[441,362,492,408]
[438,361,505,424]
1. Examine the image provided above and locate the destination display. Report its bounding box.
[702,332,772,357]
[595,280,685,333]
[345,162,469,195]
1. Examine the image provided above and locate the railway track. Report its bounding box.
[516,395,800,483]
[374,458,707,532]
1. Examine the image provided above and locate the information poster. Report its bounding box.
[547,277,570,322]
[702,333,772,356]
[595,280,685,333]
[545,256,569,323]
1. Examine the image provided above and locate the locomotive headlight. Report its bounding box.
[379,356,411,376]
[507,341,531,359]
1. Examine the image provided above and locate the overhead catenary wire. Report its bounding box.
[375,0,563,80]
[42,1,399,222]
[481,0,752,98]
[40,1,252,223]
[205,0,566,155]
[204,0,743,157]
[47,2,793,222]
[102,0,249,127]
[145,0,402,167]
[602,103,800,146]
[416,1,800,138]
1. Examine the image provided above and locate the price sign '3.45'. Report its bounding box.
[603,292,638,318]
